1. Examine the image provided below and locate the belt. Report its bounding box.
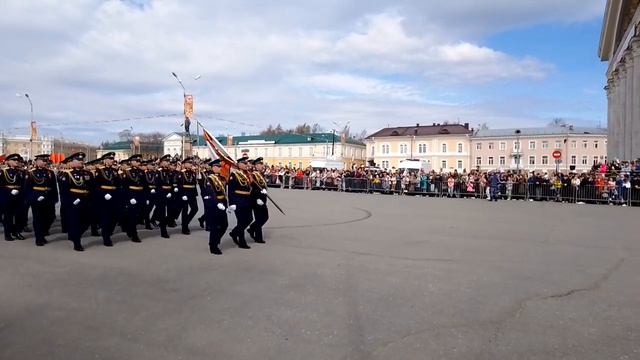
[216,195,226,200]
[4,185,20,189]
[129,186,143,191]
[162,186,172,190]
[32,186,51,191]
[100,185,116,190]
[70,188,89,194]
[183,185,196,189]
[234,190,250,195]
[148,185,156,189]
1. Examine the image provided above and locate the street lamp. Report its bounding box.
[171,72,201,158]
[16,93,34,160]
[515,129,521,172]
[331,120,350,158]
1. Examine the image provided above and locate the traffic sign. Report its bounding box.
[552,150,562,159]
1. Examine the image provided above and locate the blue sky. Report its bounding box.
[0,0,608,144]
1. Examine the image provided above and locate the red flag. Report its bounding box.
[201,126,236,179]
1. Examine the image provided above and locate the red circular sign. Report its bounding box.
[552,150,562,159]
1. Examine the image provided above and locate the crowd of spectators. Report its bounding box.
[263,159,640,207]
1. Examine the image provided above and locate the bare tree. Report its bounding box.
[548,118,567,127]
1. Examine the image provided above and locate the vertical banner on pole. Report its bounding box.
[184,94,193,133]
[30,121,37,141]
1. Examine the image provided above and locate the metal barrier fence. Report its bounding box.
[263,175,639,207]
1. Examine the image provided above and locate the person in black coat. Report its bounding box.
[93,152,121,247]
[24,154,58,246]
[120,154,145,243]
[176,157,199,235]
[202,159,228,255]
[1,154,26,241]
[58,152,92,251]
[228,156,253,249]
[248,157,269,243]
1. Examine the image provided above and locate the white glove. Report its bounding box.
[166,193,172,199]
[173,188,179,193]
[104,194,112,201]
[150,189,156,194]
[10,189,19,195]
[37,196,45,202]
[203,196,210,200]
[73,199,81,205]
[182,195,188,201]
[217,203,226,211]
[146,200,150,205]
[257,199,265,206]
[226,204,236,213]
[261,189,267,195]
[130,198,137,205]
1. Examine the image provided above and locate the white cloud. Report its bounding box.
[0,0,604,142]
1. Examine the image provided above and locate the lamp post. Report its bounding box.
[515,129,521,172]
[16,93,34,160]
[171,72,201,158]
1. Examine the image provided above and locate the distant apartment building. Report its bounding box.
[0,134,52,160]
[470,126,608,172]
[364,123,474,171]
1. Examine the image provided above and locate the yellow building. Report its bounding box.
[365,123,473,171]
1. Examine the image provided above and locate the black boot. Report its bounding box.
[160,226,170,238]
[198,216,205,229]
[131,235,142,243]
[209,245,222,255]
[103,239,114,247]
[13,233,25,240]
[73,244,84,252]
[5,235,15,241]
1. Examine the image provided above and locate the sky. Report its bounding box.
[0,0,609,144]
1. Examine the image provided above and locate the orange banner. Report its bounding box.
[184,94,193,120]
[30,121,37,141]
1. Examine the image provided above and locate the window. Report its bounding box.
[441,143,447,153]
[288,147,292,157]
[441,160,447,169]
[594,141,599,149]
[418,144,427,154]
[298,147,302,157]
[370,146,375,156]
[457,143,463,153]
[581,156,588,165]
[399,144,408,154]
[476,157,482,166]
[457,160,463,169]
[571,140,577,149]
[499,142,506,151]
[571,155,576,165]
[488,142,495,150]
[381,160,389,169]
[476,143,482,150]
[514,141,520,151]
[529,156,535,165]
[593,156,599,164]
[381,144,390,154]
[529,141,536,150]
[542,156,549,165]
[555,140,562,149]
[309,147,314,156]
[582,141,588,149]
[499,156,506,166]
[542,141,549,149]
[488,157,494,165]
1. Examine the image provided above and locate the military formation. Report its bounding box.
[0,152,270,254]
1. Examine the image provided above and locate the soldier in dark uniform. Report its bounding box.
[58,152,92,251]
[153,155,173,238]
[1,154,26,241]
[85,159,101,237]
[93,152,120,247]
[228,156,253,249]
[121,154,145,243]
[143,159,158,230]
[202,159,228,255]
[57,158,70,234]
[197,160,212,230]
[16,158,31,235]
[167,159,181,227]
[176,156,199,235]
[248,157,269,244]
[24,154,58,246]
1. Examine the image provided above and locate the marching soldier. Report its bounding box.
[24,154,58,246]
[167,159,181,228]
[202,159,228,255]
[1,154,26,241]
[93,152,120,247]
[153,155,173,238]
[58,152,92,251]
[16,158,31,235]
[197,160,212,230]
[143,159,158,230]
[228,156,252,249]
[85,159,101,237]
[121,154,145,243]
[177,156,199,235]
[248,157,269,244]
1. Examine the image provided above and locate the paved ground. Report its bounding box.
[1,189,639,360]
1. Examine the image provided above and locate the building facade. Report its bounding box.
[599,0,640,160]
[470,127,608,172]
[0,134,53,160]
[365,123,473,172]
[163,132,367,169]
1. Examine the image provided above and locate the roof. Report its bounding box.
[367,124,472,139]
[99,141,131,150]
[473,126,607,138]
[178,132,365,147]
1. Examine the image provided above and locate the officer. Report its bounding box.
[248,157,269,244]
[121,154,145,243]
[153,155,173,238]
[143,159,158,230]
[228,156,252,249]
[177,156,199,235]
[16,158,31,235]
[93,152,120,247]
[58,152,92,251]
[85,159,101,237]
[197,160,212,230]
[202,159,228,255]
[167,159,181,227]
[1,154,26,241]
[24,154,58,246]
[57,157,70,234]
